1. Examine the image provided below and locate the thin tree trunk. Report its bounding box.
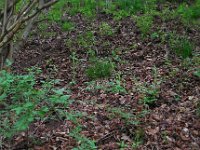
[0,0,13,71]
[0,0,56,71]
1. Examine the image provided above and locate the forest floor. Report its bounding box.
[11,3,200,150]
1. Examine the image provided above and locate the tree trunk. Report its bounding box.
[0,0,13,71]
[0,42,13,71]
[0,0,58,71]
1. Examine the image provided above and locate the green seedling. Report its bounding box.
[99,22,114,36]
[135,14,153,36]
[62,22,75,31]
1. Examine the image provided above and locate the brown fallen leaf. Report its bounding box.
[121,134,132,142]
[146,127,160,135]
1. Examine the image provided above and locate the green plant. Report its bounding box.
[168,67,179,78]
[62,21,75,31]
[150,32,160,40]
[135,14,153,36]
[180,55,200,69]
[70,51,79,84]
[112,0,148,13]
[38,22,49,31]
[66,38,73,48]
[112,49,121,62]
[177,1,200,24]
[49,0,158,20]
[108,73,127,94]
[108,80,127,94]
[161,131,168,144]
[87,49,96,60]
[169,35,194,59]
[77,31,96,49]
[196,101,200,116]
[142,88,159,105]
[85,81,100,92]
[108,107,139,125]
[194,69,200,78]
[118,140,128,150]
[31,21,55,38]
[86,58,115,80]
[65,0,97,18]
[70,126,97,150]
[108,107,147,149]
[107,0,157,17]
[134,68,161,106]
[99,22,114,36]
[84,76,126,94]
[48,0,65,22]
[112,10,129,20]
[0,69,71,138]
[0,1,4,9]
[132,128,145,149]
[42,32,57,38]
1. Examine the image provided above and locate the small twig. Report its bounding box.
[96,130,117,145]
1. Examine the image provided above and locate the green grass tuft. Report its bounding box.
[170,37,194,59]
[86,58,115,80]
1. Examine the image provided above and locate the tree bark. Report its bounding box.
[0,0,13,71]
[0,0,58,71]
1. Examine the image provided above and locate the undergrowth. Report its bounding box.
[0,69,71,138]
[86,58,115,80]
[177,0,200,24]
[169,35,194,59]
[135,14,153,36]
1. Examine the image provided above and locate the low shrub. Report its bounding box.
[0,69,71,138]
